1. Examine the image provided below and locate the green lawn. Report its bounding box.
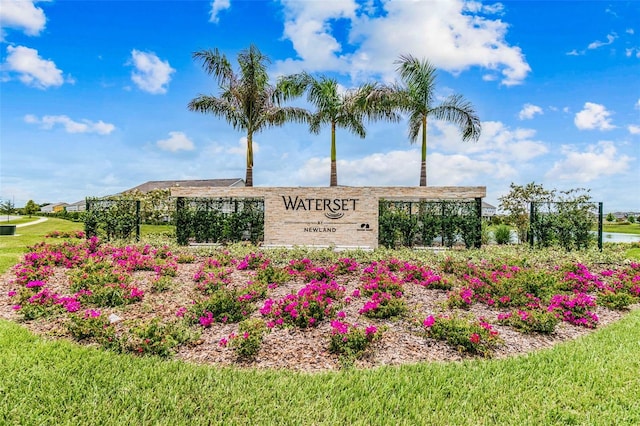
[602,222,640,235]
[1,219,640,424]
[1,310,638,425]
[0,218,84,273]
[1,216,42,225]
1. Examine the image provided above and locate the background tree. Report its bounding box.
[498,182,555,244]
[552,188,595,250]
[605,212,616,222]
[188,45,309,186]
[278,72,398,186]
[393,54,481,186]
[0,200,15,221]
[23,200,39,217]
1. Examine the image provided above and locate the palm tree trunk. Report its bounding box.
[330,121,337,187]
[419,116,428,186]
[246,132,254,187]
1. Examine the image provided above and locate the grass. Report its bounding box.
[0,218,83,273]
[602,222,640,235]
[626,248,640,260]
[1,219,640,424]
[1,310,638,424]
[1,216,41,225]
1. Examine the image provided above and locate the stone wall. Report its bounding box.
[171,186,486,249]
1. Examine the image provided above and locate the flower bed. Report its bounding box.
[1,238,638,371]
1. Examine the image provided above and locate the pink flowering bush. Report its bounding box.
[260,280,345,328]
[8,239,640,367]
[66,309,119,349]
[595,264,640,309]
[236,252,268,270]
[9,280,84,320]
[360,261,404,295]
[333,257,360,275]
[359,292,407,319]
[497,308,559,334]
[329,320,382,359]
[446,286,476,309]
[547,293,599,328]
[253,264,290,286]
[286,257,357,281]
[559,263,606,292]
[193,261,233,294]
[221,318,269,358]
[399,261,450,289]
[45,230,86,239]
[185,289,254,327]
[68,259,143,307]
[422,314,501,357]
[454,262,559,308]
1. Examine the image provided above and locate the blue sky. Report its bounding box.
[1,0,638,212]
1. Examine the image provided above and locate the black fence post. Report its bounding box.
[598,202,603,251]
[135,200,141,242]
[441,201,445,247]
[529,202,535,247]
[475,198,482,248]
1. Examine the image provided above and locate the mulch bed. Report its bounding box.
[0,258,635,373]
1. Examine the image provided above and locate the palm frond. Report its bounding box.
[192,49,234,87]
[430,94,482,142]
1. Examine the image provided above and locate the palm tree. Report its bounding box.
[393,54,481,186]
[188,45,309,186]
[278,73,398,186]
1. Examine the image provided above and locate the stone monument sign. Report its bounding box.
[171,186,486,249]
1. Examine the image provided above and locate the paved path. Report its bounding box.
[12,217,49,227]
[0,216,49,228]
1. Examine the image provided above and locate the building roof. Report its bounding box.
[123,179,245,193]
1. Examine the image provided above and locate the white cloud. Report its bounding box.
[156,131,195,152]
[275,0,530,86]
[587,33,617,50]
[226,137,259,155]
[209,0,230,23]
[294,147,516,187]
[635,99,640,110]
[624,48,640,58]
[574,102,615,130]
[295,150,417,186]
[565,49,583,56]
[518,103,543,120]
[628,125,640,135]
[545,141,632,182]
[4,45,64,88]
[431,120,548,162]
[129,50,175,94]
[0,0,46,38]
[24,114,115,134]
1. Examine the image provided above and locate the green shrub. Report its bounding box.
[66,310,120,350]
[329,321,381,360]
[186,290,253,325]
[227,318,269,359]
[494,225,512,245]
[254,264,290,286]
[125,319,198,358]
[497,308,559,334]
[597,290,637,310]
[422,314,501,357]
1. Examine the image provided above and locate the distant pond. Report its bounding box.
[600,232,640,243]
